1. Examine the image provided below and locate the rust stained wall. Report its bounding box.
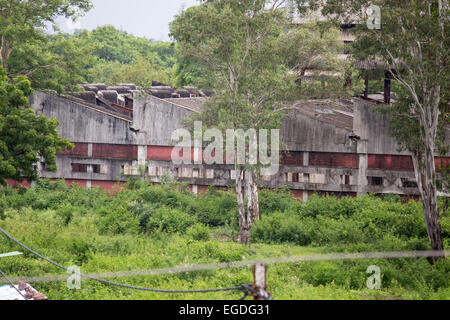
[281,151,304,166]
[92,144,138,160]
[91,180,122,193]
[147,146,174,161]
[368,155,450,172]
[435,157,450,172]
[309,153,358,168]
[62,179,87,188]
[5,179,31,188]
[368,154,415,171]
[57,143,89,157]
[291,190,304,200]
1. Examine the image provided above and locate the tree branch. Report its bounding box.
[9,61,61,78]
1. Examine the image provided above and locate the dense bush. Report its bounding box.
[144,207,197,234]
[187,224,211,241]
[0,180,449,300]
[251,194,448,250]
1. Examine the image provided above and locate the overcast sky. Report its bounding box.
[58,0,198,41]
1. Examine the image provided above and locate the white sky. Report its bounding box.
[57,0,199,41]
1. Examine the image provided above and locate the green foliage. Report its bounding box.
[279,23,353,99]
[187,224,211,241]
[99,206,140,235]
[144,207,197,234]
[0,182,449,300]
[0,0,93,93]
[251,194,441,247]
[171,0,297,134]
[72,26,177,87]
[0,72,73,184]
[86,57,173,88]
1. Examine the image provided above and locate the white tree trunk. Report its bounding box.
[236,168,250,245]
[412,149,445,262]
[245,170,260,223]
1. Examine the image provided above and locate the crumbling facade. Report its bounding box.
[16,83,449,201]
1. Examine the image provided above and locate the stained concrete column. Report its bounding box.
[303,152,309,167]
[357,140,368,195]
[86,163,93,189]
[137,146,147,166]
[303,151,309,202]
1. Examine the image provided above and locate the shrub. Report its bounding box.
[251,212,312,246]
[187,224,211,241]
[258,189,300,216]
[99,206,140,235]
[145,206,197,234]
[193,190,238,227]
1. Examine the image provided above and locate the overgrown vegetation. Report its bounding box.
[0,180,448,300]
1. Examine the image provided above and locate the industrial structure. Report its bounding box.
[8,82,446,201]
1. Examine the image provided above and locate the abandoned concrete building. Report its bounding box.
[11,81,447,201]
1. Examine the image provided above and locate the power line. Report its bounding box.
[0,269,28,300]
[0,227,247,295]
[5,249,448,285]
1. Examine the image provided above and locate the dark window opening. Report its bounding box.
[401,178,418,188]
[92,164,101,174]
[368,176,384,186]
[341,175,351,185]
[71,163,88,173]
[303,173,310,183]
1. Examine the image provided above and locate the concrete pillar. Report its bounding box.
[357,140,368,195]
[192,185,198,195]
[137,145,147,166]
[86,180,92,189]
[303,152,309,167]
[302,191,309,203]
[88,143,93,157]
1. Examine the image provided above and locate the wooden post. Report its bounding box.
[253,263,270,300]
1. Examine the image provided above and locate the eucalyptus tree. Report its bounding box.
[295,0,449,260]
[170,0,295,244]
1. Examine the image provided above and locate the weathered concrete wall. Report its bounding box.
[354,98,450,156]
[41,156,130,182]
[353,99,406,155]
[29,91,135,145]
[281,112,355,153]
[133,94,194,146]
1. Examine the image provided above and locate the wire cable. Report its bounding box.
[0,269,28,300]
[0,227,245,295]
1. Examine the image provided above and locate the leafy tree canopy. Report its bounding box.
[0,0,93,92]
[0,68,73,185]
